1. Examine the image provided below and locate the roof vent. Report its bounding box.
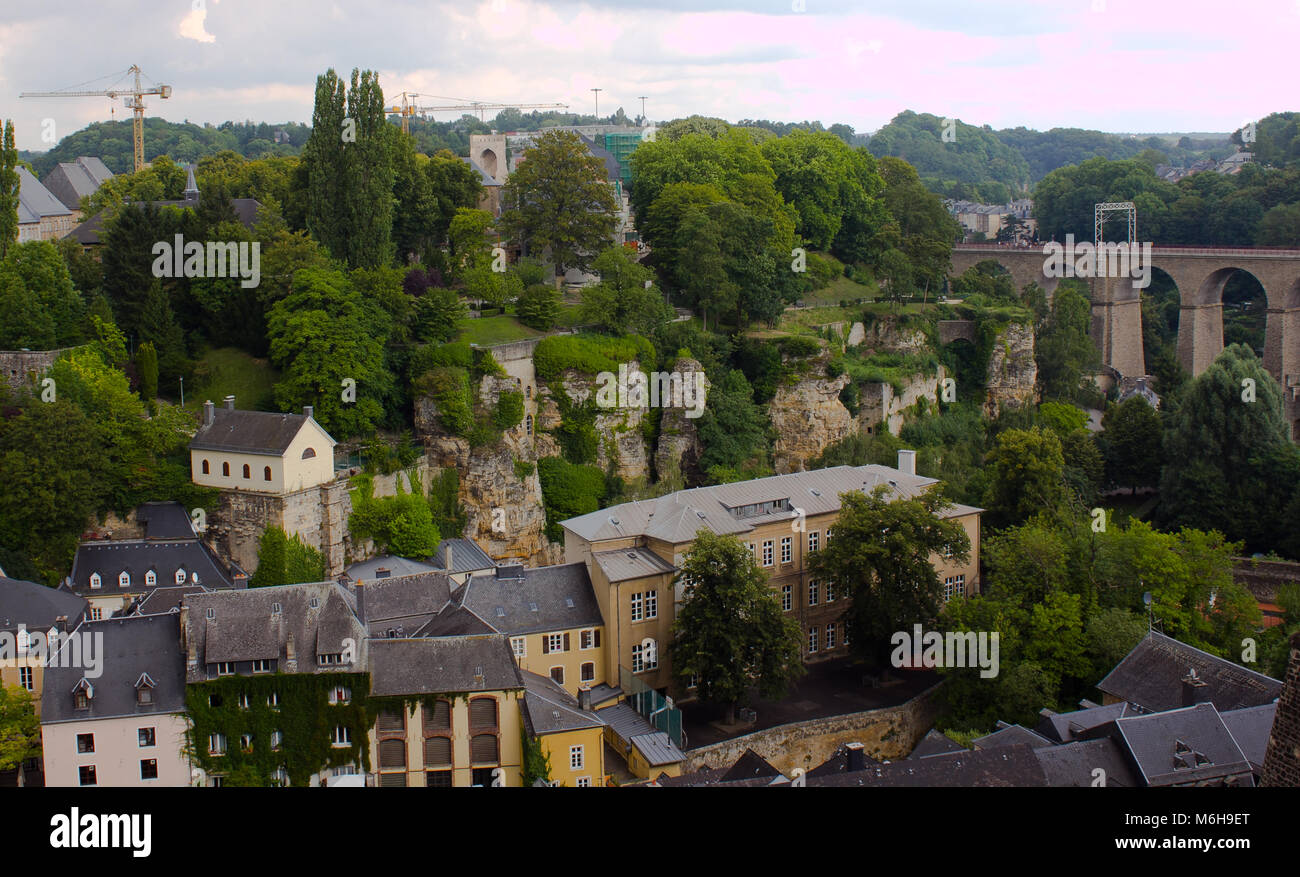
[310,596,319,608]
[809,488,821,497]
[565,597,575,608]
[205,608,215,619]
[609,516,620,526]
[626,552,637,560]
[271,602,281,615]
[495,606,506,617]
[528,602,538,612]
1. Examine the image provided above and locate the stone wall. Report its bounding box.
[938,320,976,344]
[210,481,353,579]
[769,369,854,473]
[1232,557,1300,603]
[1262,632,1300,787]
[857,368,947,437]
[983,322,1037,417]
[0,347,78,394]
[682,683,943,775]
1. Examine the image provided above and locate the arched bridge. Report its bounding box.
[950,243,1300,434]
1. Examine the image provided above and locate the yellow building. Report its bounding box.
[520,671,606,787]
[561,454,982,697]
[0,575,88,720]
[189,397,337,495]
[368,636,526,787]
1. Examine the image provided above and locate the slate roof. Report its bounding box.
[1097,631,1283,713]
[1113,702,1254,787]
[1219,703,1277,772]
[41,157,113,211]
[41,613,186,724]
[182,582,363,682]
[593,547,676,584]
[129,584,209,617]
[16,166,72,225]
[65,196,261,246]
[908,728,969,759]
[597,701,684,766]
[431,538,497,575]
[1035,701,1135,743]
[973,723,1055,751]
[562,465,981,544]
[719,748,783,782]
[355,572,453,635]
[69,538,235,596]
[808,744,1049,787]
[346,555,439,583]
[135,501,197,540]
[189,406,334,456]
[456,562,603,636]
[520,670,605,736]
[414,605,497,637]
[0,577,88,633]
[809,742,881,776]
[368,635,523,696]
[1033,737,1140,787]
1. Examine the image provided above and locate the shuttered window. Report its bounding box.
[424,736,452,767]
[424,699,452,732]
[378,707,405,734]
[469,697,497,730]
[379,772,408,787]
[379,738,406,769]
[471,734,499,764]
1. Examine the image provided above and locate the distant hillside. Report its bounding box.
[868,110,1032,203]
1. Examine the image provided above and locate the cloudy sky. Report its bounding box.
[3,0,1298,151]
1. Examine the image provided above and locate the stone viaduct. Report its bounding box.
[949,243,1300,435]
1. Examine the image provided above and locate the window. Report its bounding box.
[580,629,600,650]
[242,464,251,479]
[140,758,158,781]
[576,776,592,788]
[273,768,289,787]
[209,734,226,755]
[379,739,406,769]
[782,584,792,612]
[267,691,280,708]
[138,728,155,748]
[808,579,819,606]
[145,569,157,587]
[78,765,97,786]
[426,770,453,787]
[89,573,101,589]
[471,735,499,765]
[210,775,225,788]
[237,692,250,709]
[302,447,316,459]
[550,666,565,685]
[424,737,452,768]
[825,580,836,602]
[137,685,154,706]
[209,693,222,708]
[88,607,102,621]
[425,700,452,733]
[77,733,94,754]
[118,571,131,588]
[570,745,585,770]
[688,673,698,689]
[511,637,526,659]
[826,623,837,649]
[216,662,234,676]
[630,592,643,622]
[808,531,820,553]
[270,731,283,750]
[472,767,496,787]
[378,707,405,735]
[19,667,32,691]
[581,662,595,682]
[175,568,186,585]
[547,633,564,653]
[941,542,955,559]
[332,726,352,747]
[943,574,966,603]
[202,459,210,475]
[263,466,272,481]
[470,697,498,730]
[330,685,351,705]
[808,627,818,653]
[762,540,773,567]
[632,640,658,673]
[318,653,343,666]
[252,659,272,674]
[645,592,657,619]
[74,690,90,710]
[526,414,533,436]
[781,536,792,564]
[222,462,230,477]
[239,734,253,753]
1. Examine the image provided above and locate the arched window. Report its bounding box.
[222,462,230,477]
[263,466,272,481]
[525,385,532,399]
[242,464,250,479]
[201,459,210,474]
[302,448,316,459]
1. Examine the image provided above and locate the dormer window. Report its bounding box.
[176,568,187,585]
[318,653,343,666]
[118,571,131,588]
[145,569,157,587]
[89,573,101,589]
[73,678,93,709]
[135,673,156,705]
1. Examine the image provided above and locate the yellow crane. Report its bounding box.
[387,91,569,135]
[21,65,172,173]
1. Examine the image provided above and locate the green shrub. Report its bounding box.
[537,456,607,542]
[534,333,656,382]
[494,389,524,430]
[514,460,536,480]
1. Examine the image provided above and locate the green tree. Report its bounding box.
[0,685,40,773]
[984,427,1067,528]
[1100,397,1163,492]
[579,246,672,335]
[0,121,18,260]
[252,526,327,586]
[670,530,804,723]
[0,240,86,348]
[411,288,466,344]
[810,486,970,665]
[135,341,159,402]
[516,283,560,330]
[500,130,618,281]
[1036,285,1101,402]
[696,370,767,474]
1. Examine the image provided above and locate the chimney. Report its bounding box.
[578,688,592,711]
[285,631,297,672]
[55,615,68,633]
[1181,669,1210,707]
[845,741,866,772]
[223,395,235,411]
[445,543,454,573]
[355,581,366,624]
[203,400,215,427]
[897,449,916,476]
[1262,631,1300,787]
[303,405,314,420]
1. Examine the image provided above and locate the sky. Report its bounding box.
[2,0,1299,151]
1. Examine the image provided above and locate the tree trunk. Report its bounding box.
[726,702,736,725]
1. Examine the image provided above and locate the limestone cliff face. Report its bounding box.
[984,322,1038,417]
[653,356,708,482]
[857,368,947,437]
[857,319,929,354]
[769,361,854,474]
[540,362,652,482]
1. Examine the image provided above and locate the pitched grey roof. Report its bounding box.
[457,562,603,636]
[908,728,969,759]
[368,635,523,696]
[593,547,676,583]
[136,501,197,540]
[41,613,185,724]
[562,465,980,544]
[189,407,333,455]
[520,671,605,735]
[719,748,783,782]
[809,742,881,775]
[129,584,209,617]
[0,577,87,633]
[355,571,453,635]
[346,555,439,583]
[414,605,497,637]
[1114,702,1254,787]
[41,157,114,210]
[597,701,684,766]
[1218,703,1277,772]
[1097,631,1283,713]
[182,581,364,682]
[973,723,1055,751]
[16,166,72,225]
[69,538,235,596]
[432,538,497,575]
[65,197,262,245]
[1033,737,1140,787]
[808,743,1049,787]
[1035,701,1134,743]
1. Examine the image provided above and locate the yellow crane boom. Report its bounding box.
[386,91,568,134]
[21,65,172,173]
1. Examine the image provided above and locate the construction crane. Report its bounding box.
[21,65,172,173]
[387,91,569,134]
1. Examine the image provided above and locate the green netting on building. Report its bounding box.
[603,132,643,186]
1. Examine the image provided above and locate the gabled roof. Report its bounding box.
[69,538,235,596]
[809,743,1049,787]
[129,584,210,617]
[456,562,603,636]
[368,635,522,696]
[1097,631,1283,713]
[16,166,72,224]
[592,547,675,584]
[1113,702,1254,787]
[460,156,501,187]
[41,614,186,724]
[189,407,334,456]
[561,465,981,545]
[65,196,261,245]
[345,555,439,583]
[597,701,684,766]
[431,538,497,575]
[1033,737,1140,787]
[355,571,453,635]
[136,501,198,540]
[973,723,1055,751]
[42,157,113,211]
[0,576,88,633]
[908,728,968,759]
[719,748,783,782]
[520,671,605,736]
[1219,703,1277,772]
[1035,701,1134,743]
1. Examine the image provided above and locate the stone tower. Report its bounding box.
[1261,631,1300,787]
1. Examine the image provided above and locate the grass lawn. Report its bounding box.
[180,346,280,413]
[456,314,544,346]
